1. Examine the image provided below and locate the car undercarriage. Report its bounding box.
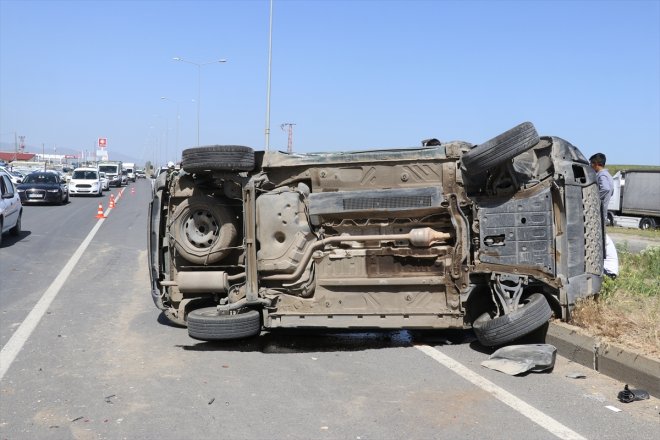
[148,122,603,345]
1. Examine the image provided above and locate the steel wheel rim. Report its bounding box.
[183,209,219,249]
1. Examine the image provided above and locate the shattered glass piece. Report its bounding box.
[481,344,557,375]
[566,372,587,379]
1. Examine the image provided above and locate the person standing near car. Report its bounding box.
[590,153,615,262]
[589,153,614,228]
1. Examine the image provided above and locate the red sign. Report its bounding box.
[64,154,78,159]
[98,138,107,148]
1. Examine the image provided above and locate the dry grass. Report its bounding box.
[571,246,660,359]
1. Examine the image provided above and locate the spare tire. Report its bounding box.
[171,196,238,265]
[182,145,255,173]
[462,122,540,172]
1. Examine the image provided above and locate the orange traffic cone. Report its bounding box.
[95,203,105,219]
[131,187,135,195]
[109,194,116,208]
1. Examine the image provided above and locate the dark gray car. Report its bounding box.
[148,122,603,345]
[17,172,69,205]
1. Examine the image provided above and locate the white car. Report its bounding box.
[0,169,22,245]
[0,166,23,184]
[99,172,110,191]
[68,167,103,196]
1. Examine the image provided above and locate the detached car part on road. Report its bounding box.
[148,122,604,346]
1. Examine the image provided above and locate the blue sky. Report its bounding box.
[1,0,658,167]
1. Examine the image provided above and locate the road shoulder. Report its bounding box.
[548,321,660,398]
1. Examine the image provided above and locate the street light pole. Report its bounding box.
[172,57,227,147]
[265,0,274,151]
[161,97,180,162]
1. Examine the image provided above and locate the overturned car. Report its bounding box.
[148,122,603,345]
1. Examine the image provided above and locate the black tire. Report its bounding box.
[182,145,255,173]
[187,307,261,341]
[462,122,540,171]
[171,196,238,265]
[472,293,552,347]
[9,212,21,236]
[639,217,656,230]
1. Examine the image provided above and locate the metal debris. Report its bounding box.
[481,344,557,375]
[617,384,650,403]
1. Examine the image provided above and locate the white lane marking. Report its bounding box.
[416,345,587,440]
[0,216,107,381]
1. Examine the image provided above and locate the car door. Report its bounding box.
[1,174,19,232]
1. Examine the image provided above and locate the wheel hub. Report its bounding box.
[183,209,219,248]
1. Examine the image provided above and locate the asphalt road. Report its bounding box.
[608,231,660,254]
[1,179,658,440]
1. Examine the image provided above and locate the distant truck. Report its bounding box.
[98,161,123,187]
[124,162,136,182]
[607,170,660,229]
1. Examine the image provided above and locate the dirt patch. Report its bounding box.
[572,294,659,359]
[572,242,660,360]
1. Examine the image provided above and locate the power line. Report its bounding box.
[280,123,295,153]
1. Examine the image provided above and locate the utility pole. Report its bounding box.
[265,0,274,151]
[280,123,295,153]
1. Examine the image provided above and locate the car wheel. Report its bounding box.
[461,122,540,172]
[472,293,553,347]
[639,217,656,230]
[187,307,261,341]
[9,211,21,236]
[182,145,255,173]
[171,196,238,265]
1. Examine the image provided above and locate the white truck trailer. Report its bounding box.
[124,162,136,182]
[607,170,660,229]
[98,161,123,187]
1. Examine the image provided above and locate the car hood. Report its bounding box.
[69,179,99,184]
